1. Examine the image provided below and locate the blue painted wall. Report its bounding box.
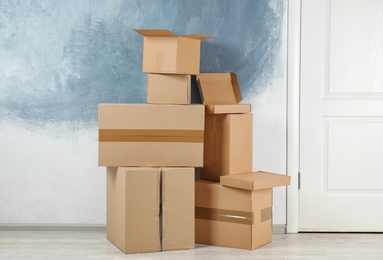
[0,0,284,127]
[0,0,287,225]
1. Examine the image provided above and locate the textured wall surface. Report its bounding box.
[0,0,287,224]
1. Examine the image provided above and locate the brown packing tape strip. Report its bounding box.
[261,207,272,222]
[99,129,204,143]
[195,207,254,225]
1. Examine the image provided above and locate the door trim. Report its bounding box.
[286,0,301,234]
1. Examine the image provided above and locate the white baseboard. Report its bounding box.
[0,224,286,234]
[0,224,106,231]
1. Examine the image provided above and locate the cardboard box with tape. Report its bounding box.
[98,103,204,167]
[195,171,291,250]
[107,167,195,254]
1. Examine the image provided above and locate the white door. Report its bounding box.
[300,0,383,231]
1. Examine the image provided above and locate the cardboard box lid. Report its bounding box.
[220,171,291,191]
[197,72,242,105]
[205,104,251,114]
[133,29,213,40]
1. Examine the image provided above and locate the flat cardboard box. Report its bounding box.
[98,104,204,167]
[107,167,161,254]
[197,72,242,104]
[133,29,213,74]
[107,167,195,254]
[205,104,251,114]
[201,113,253,181]
[147,74,191,104]
[220,171,291,190]
[195,180,273,250]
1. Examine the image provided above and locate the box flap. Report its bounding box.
[132,29,176,37]
[205,104,251,114]
[197,72,242,105]
[220,171,291,191]
[182,34,214,40]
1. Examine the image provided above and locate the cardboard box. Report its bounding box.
[195,172,290,250]
[201,113,253,181]
[107,167,195,254]
[107,167,161,254]
[147,74,191,104]
[133,29,213,74]
[205,104,251,114]
[162,167,195,251]
[98,104,204,167]
[197,72,242,105]
[220,171,291,190]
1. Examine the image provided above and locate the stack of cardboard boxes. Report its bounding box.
[98,29,212,254]
[195,72,290,250]
[98,29,290,254]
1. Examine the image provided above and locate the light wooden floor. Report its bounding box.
[1,231,383,259]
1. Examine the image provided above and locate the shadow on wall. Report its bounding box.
[0,0,285,128]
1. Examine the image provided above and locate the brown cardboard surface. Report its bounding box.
[162,168,195,251]
[147,74,191,104]
[195,180,273,250]
[107,167,195,254]
[201,113,253,181]
[220,171,291,190]
[98,104,204,167]
[107,167,161,254]
[205,104,251,114]
[133,29,213,74]
[197,72,242,105]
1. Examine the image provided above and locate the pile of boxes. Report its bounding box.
[98,29,290,254]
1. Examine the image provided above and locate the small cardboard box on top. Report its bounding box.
[133,29,213,74]
[107,167,195,254]
[195,171,291,250]
[98,104,204,167]
[147,74,191,104]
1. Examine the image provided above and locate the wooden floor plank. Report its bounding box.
[0,231,383,259]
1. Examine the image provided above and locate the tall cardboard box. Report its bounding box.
[107,167,161,254]
[107,167,195,254]
[202,112,253,181]
[162,167,195,251]
[147,74,191,104]
[133,29,213,74]
[195,171,291,250]
[98,104,204,167]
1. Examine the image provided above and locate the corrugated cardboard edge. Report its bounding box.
[205,104,251,114]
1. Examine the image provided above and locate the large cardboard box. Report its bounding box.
[195,172,290,250]
[107,167,195,254]
[201,113,253,181]
[107,167,161,254]
[133,29,213,74]
[197,72,242,105]
[98,104,204,167]
[147,74,191,104]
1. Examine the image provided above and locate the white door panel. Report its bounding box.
[300,0,383,231]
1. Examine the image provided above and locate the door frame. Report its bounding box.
[286,0,301,234]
